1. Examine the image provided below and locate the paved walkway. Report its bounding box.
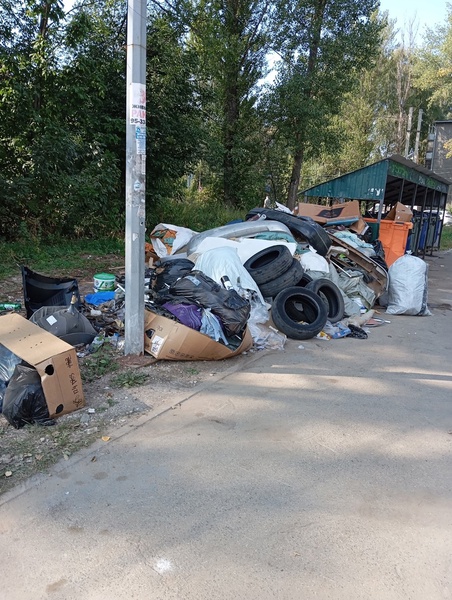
[1,251,452,600]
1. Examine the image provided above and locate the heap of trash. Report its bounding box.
[0,199,432,427]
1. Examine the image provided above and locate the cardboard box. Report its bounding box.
[349,217,368,236]
[144,310,252,360]
[0,313,85,418]
[294,201,361,225]
[385,202,412,223]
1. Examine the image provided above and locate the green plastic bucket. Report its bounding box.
[93,273,116,293]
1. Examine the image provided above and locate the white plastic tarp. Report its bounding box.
[192,236,297,264]
[194,246,266,306]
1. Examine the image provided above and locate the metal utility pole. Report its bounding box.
[125,0,147,355]
[413,109,423,164]
[404,107,414,158]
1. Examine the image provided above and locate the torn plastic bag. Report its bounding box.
[85,292,116,306]
[22,266,81,319]
[200,308,229,344]
[169,271,250,337]
[299,251,330,273]
[0,344,24,413]
[150,223,197,257]
[152,258,195,292]
[2,365,55,428]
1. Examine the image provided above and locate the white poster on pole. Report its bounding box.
[130,83,146,126]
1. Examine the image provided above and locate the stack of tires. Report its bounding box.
[244,246,344,340]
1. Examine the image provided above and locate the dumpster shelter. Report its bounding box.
[300,154,451,258]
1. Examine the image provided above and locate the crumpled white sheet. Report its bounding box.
[193,236,297,264]
[194,246,266,306]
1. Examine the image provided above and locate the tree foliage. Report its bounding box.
[192,0,271,207]
[0,0,450,242]
[413,6,452,119]
[265,0,382,208]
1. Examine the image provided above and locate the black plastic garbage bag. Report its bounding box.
[0,343,23,414]
[0,380,6,413]
[2,365,55,428]
[169,271,250,337]
[152,259,195,292]
[0,343,22,384]
[22,266,81,319]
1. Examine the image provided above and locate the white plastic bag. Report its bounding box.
[386,255,431,316]
[150,223,197,257]
[194,246,266,305]
[299,250,330,273]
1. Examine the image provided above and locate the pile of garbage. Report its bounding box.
[1,201,433,360]
[0,199,432,427]
[142,200,431,349]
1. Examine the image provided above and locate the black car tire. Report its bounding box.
[271,287,328,340]
[295,272,313,287]
[258,259,304,298]
[306,278,345,323]
[243,245,294,285]
[245,208,332,256]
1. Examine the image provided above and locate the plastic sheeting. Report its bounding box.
[305,264,372,317]
[186,220,292,255]
[191,236,297,265]
[194,246,266,306]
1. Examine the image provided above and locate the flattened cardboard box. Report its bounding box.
[144,310,252,360]
[0,313,85,418]
[294,200,361,225]
[385,202,413,223]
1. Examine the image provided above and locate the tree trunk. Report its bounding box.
[33,2,51,112]
[285,0,326,208]
[287,148,303,210]
[223,82,239,206]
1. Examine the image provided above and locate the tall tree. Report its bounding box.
[413,6,452,120]
[267,0,382,209]
[0,0,67,238]
[146,14,205,209]
[192,0,271,207]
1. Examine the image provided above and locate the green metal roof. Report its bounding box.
[301,154,450,201]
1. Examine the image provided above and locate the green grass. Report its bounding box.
[110,370,149,388]
[0,237,124,280]
[440,225,452,250]
[80,345,119,383]
[154,194,247,233]
[0,195,249,281]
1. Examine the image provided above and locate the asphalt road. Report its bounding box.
[1,251,452,600]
